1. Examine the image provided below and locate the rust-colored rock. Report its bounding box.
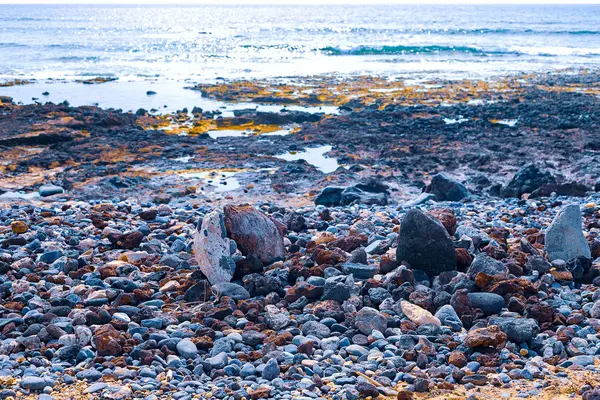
[121,231,143,249]
[284,281,322,302]
[10,220,28,234]
[251,387,272,399]
[448,351,468,367]
[224,204,285,265]
[455,248,473,270]
[93,324,125,356]
[326,233,368,252]
[464,325,507,349]
[428,208,457,236]
[551,269,573,281]
[311,247,348,266]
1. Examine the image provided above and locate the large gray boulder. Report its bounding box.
[396,209,457,277]
[224,204,285,265]
[425,173,469,201]
[545,205,591,262]
[193,211,236,285]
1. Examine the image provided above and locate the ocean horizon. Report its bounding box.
[1,3,599,83]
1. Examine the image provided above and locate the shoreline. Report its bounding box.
[1,70,600,399]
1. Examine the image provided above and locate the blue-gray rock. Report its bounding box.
[346,344,368,357]
[488,317,539,343]
[314,186,345,206]
[467,253,507,279]
[500,164,555,198]
[545,205,591,262]
[403,193,436,207]
[83,382,107,394]
[434,304,463,331]
[396,209,456,277]
[240,363,256,378]
[568,355,594,367]
[38,184,64,197]
[321,337,340,351]
[467,293,505,316]
[341,262,377,279]
[176,339,198,359]
[21,376,55,390]
[302,321,330,338]
[207,352,228,369]
[211,282,250,300]
[321,276,352,302]
[38,250,63,264]
[261,358,280,380]
[340,187,387,206]
[355,307,387,335]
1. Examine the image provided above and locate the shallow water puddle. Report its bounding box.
[275,145,340,173]
[177,170,241,192]
[0,191,40,200]
[491,118,518,127]
[207,128,291,139]
[444,116,469,124]
[173,155,194,162]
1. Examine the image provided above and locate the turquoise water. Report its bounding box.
[1,4,600,82]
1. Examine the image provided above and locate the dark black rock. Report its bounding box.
[500,164,556,198]
[424,173,470,201]
[314,186,345,206]
[396,209,456,277]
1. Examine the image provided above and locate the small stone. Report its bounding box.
[467,292,505,316]
[176,339,198,359]
[261,358,280,380]
[357,381,380,398]
[341,262,377,279]
[467,253,508,279]
[20,376,55,391]
[10,221,28,234]
[401,301,441,326]
[355,307,387,335]
[464,325,507,348]
[39,184,64,197]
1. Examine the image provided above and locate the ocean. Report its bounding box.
[2,4,600,81]
[1,4,599,111]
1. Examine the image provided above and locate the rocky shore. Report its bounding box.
[1,71,600,399]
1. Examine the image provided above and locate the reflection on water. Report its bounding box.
[443,116,469,124]
[178,170,241,192]
[207,128,291,139]
[0,191,39,200]
[275,145,340,174]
